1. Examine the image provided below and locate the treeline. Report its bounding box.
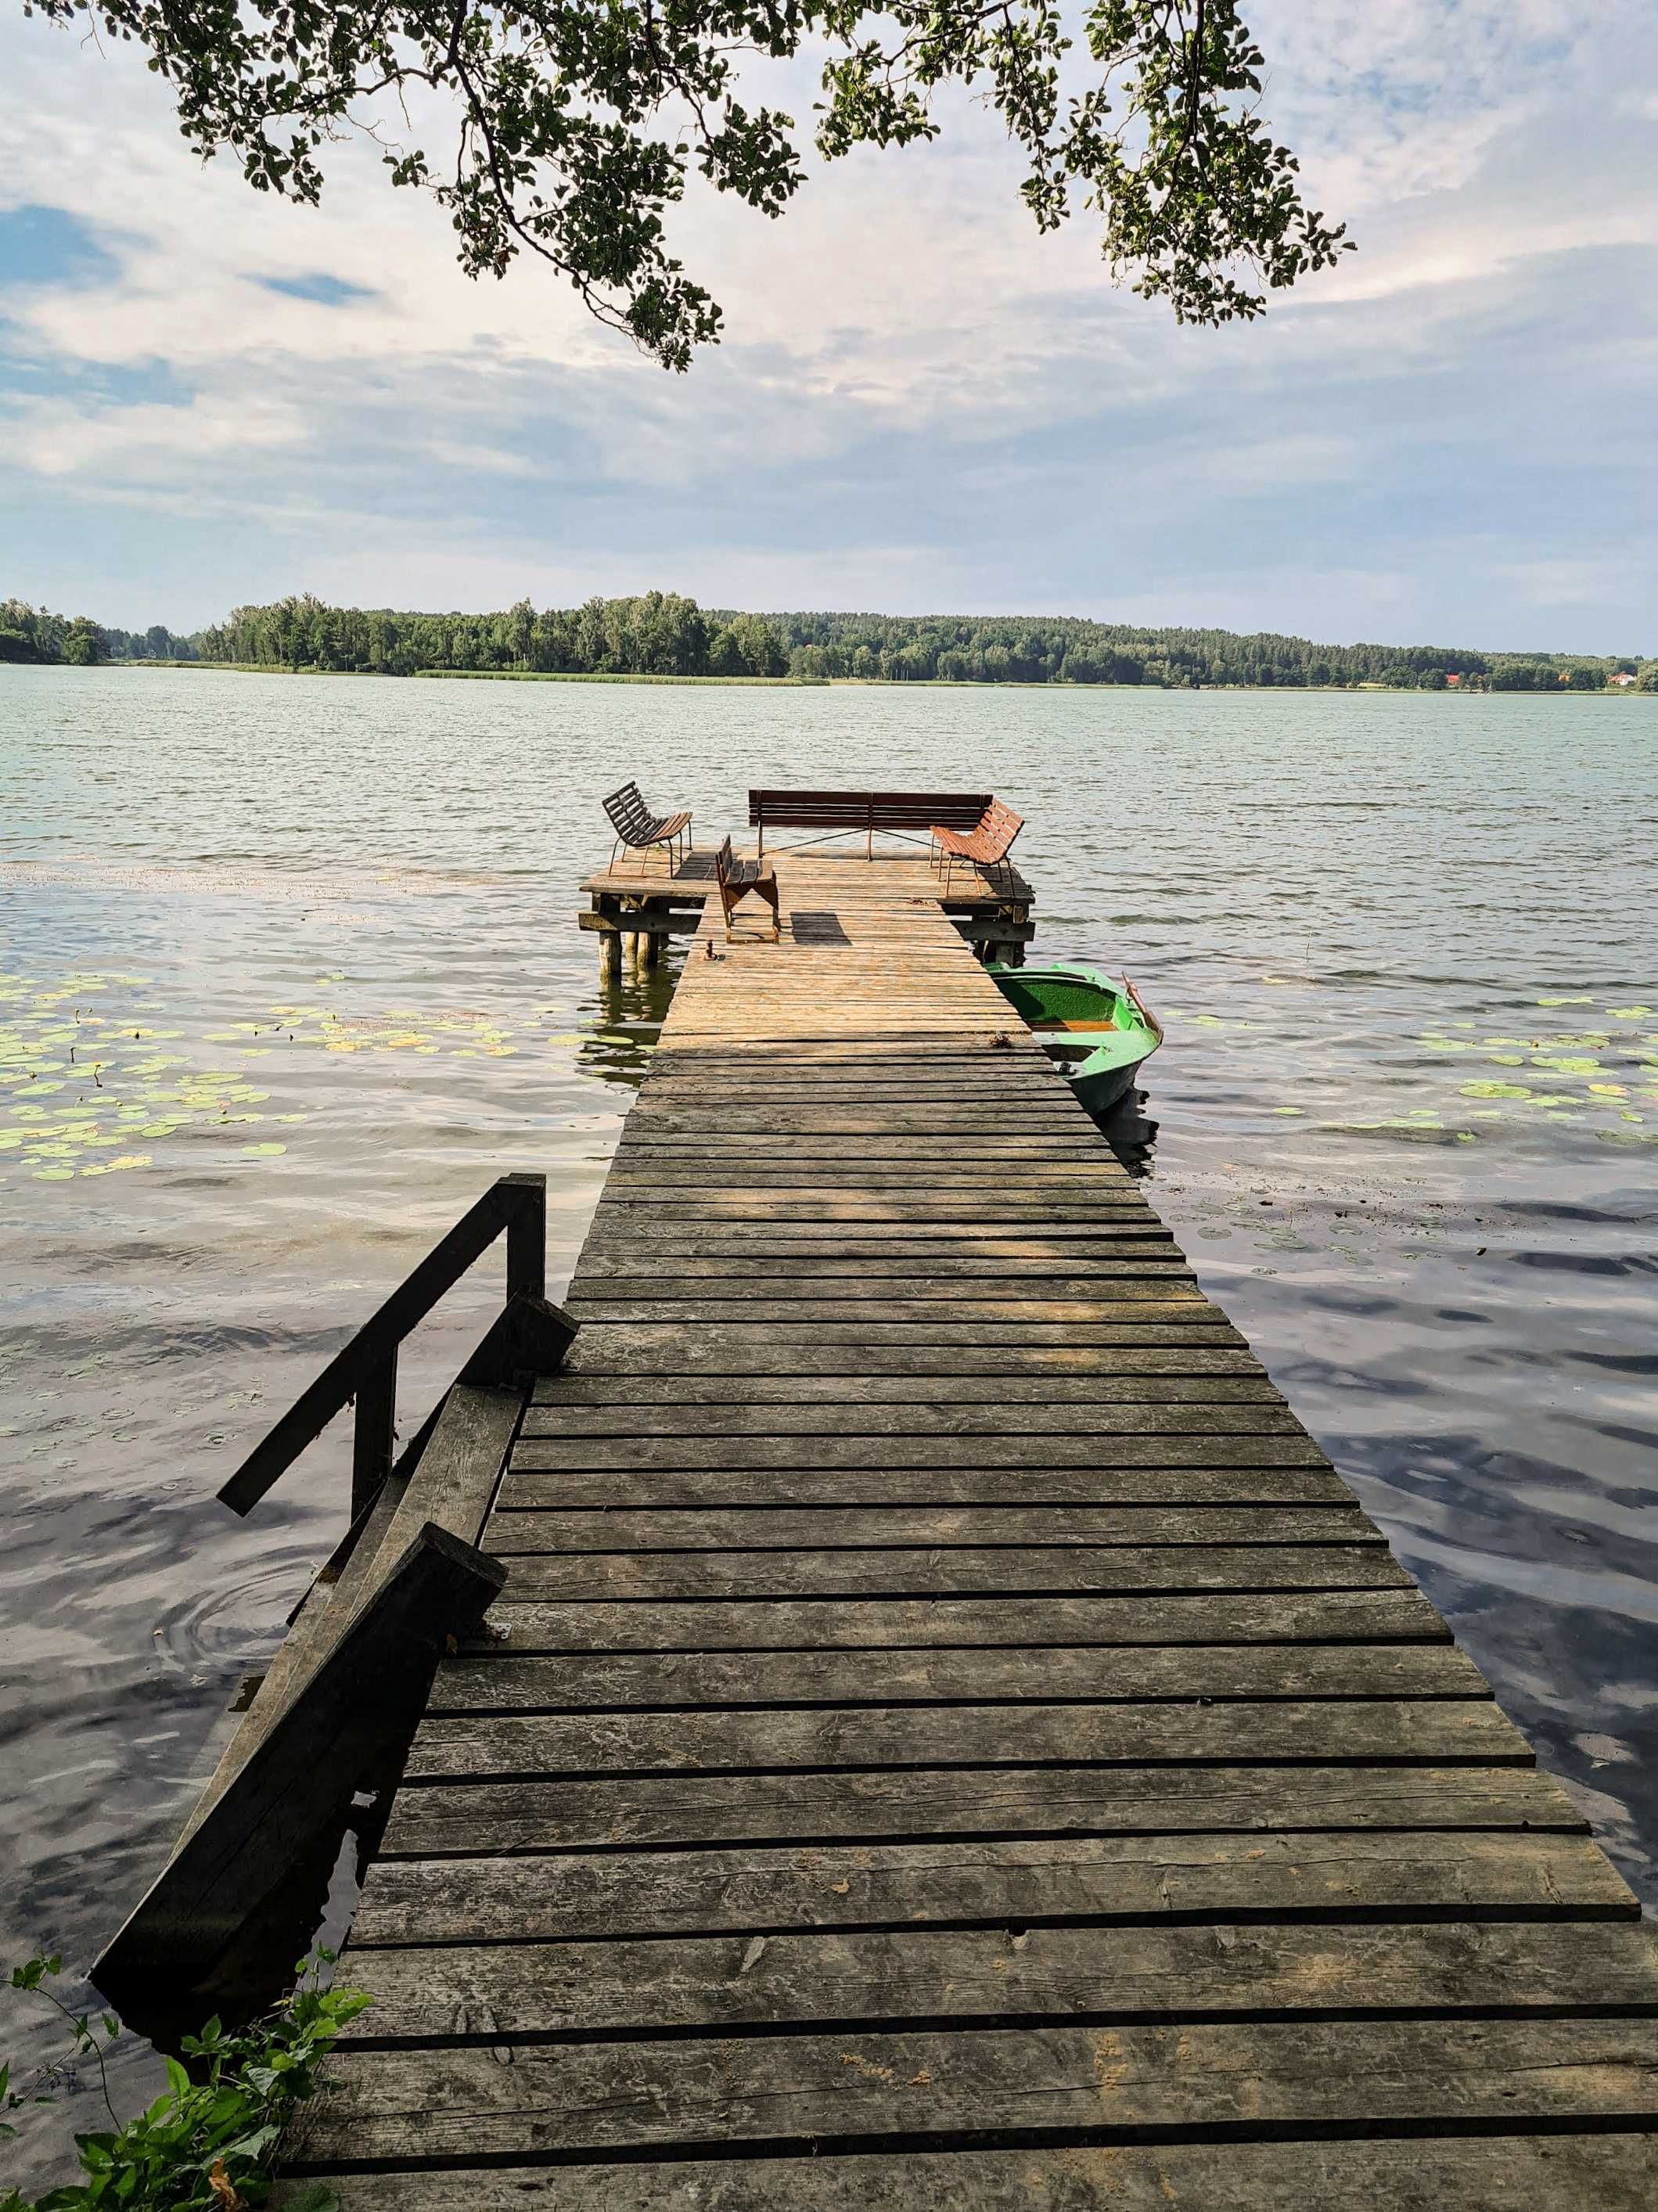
[768,612,1653,691]
[199,593,786,678]
[192,597,1658,690]
[1,599,196,665]
[6,589,1655,690]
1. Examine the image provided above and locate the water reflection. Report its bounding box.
[1099,1088,1160,1175]
[576,943,681,1092]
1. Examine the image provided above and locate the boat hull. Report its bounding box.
[987,962,1162,1120]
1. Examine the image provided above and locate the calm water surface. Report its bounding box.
[2,667,1656,2160]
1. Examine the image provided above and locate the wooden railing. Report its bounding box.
[95,1171,574,2030]
[219,1171,547,1520]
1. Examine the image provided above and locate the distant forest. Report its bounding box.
[5,592,1654,692]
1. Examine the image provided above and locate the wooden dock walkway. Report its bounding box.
[284,853,1658,2207]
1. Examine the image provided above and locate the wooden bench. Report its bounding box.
[602,780,692,871]
[748,789,991,858]
[714,833,780,940]
[930,797,1024,892]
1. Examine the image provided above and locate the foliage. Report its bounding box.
[20,0,1350,368]
[181,593,1658,692]
[0,602,196,665]
[2,1952,367,2212]
[196,589,788,678]
[60,620,106,667]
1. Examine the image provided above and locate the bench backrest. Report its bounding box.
[974,798,1024,861]
[748,789,991,833]
[713,833,740,922]
[602,781,656,844]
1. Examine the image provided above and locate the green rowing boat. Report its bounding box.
[987,962,1163,1117]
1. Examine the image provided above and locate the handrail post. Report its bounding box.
[351,1352,397,1521]
[503,1172,547,1302]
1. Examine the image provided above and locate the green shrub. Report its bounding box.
[2,1952,368,2211]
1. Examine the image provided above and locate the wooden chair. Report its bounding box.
[602,781,692,871]
[714,834,780,941]
[930,797,1023,894]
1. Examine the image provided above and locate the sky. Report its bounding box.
[1,1,1655,649]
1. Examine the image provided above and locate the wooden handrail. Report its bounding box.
[218,1173,547,1519]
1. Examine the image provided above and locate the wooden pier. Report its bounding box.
[580,845,1038,972]
[267,847,1658,2204]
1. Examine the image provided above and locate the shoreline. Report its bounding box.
[70,661,1656,697]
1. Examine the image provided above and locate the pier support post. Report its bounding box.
[504,1174,547,1303]
[598,929,621,984]
[351,1354,397,1520]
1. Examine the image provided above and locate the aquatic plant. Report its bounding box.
[1,1952,366,2211]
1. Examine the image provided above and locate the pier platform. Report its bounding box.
[269,851,1658,2204]
[580,846,1037,969]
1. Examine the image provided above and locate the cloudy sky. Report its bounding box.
[2,1,1654,648]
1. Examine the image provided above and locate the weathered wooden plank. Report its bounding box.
[351,1826,1638,1948]
[479,1505,1376,1556]
[509,1428,1325,1469]
[522,1383,1289,1427]
[601,1169,1137,1190]
[570,1276,1207,1305]
[527,1379,1286,1423]
[566,1302,1225,1329]
[328,1922,1658,2047]
[577,1226,1181,1251]
[401,1698,1527,1782]
[378,1758,1585,1858]
[592,1210,1163,1232]
[481,1588,1451,1653]
[609,1140,1125,1159]
[561,1333,1253,1373]
[425,1640,1489,1715]
[613,1120,1109,1138]
[495,1542,1410,1602]
[498,1466,1348,1512]
[272,2133,1658,2212]
[575,1252,1189,1277]
[535,1365,1276,1402]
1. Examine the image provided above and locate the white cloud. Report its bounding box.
[2,1,1656,646]
[9,389,303,477]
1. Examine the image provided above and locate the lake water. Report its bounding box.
[2,664,1656,2162]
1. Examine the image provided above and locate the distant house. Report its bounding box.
[1609,670,1637,687]
[1445,672,1461,687]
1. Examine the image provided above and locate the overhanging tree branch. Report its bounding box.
[19,0,1350,368]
